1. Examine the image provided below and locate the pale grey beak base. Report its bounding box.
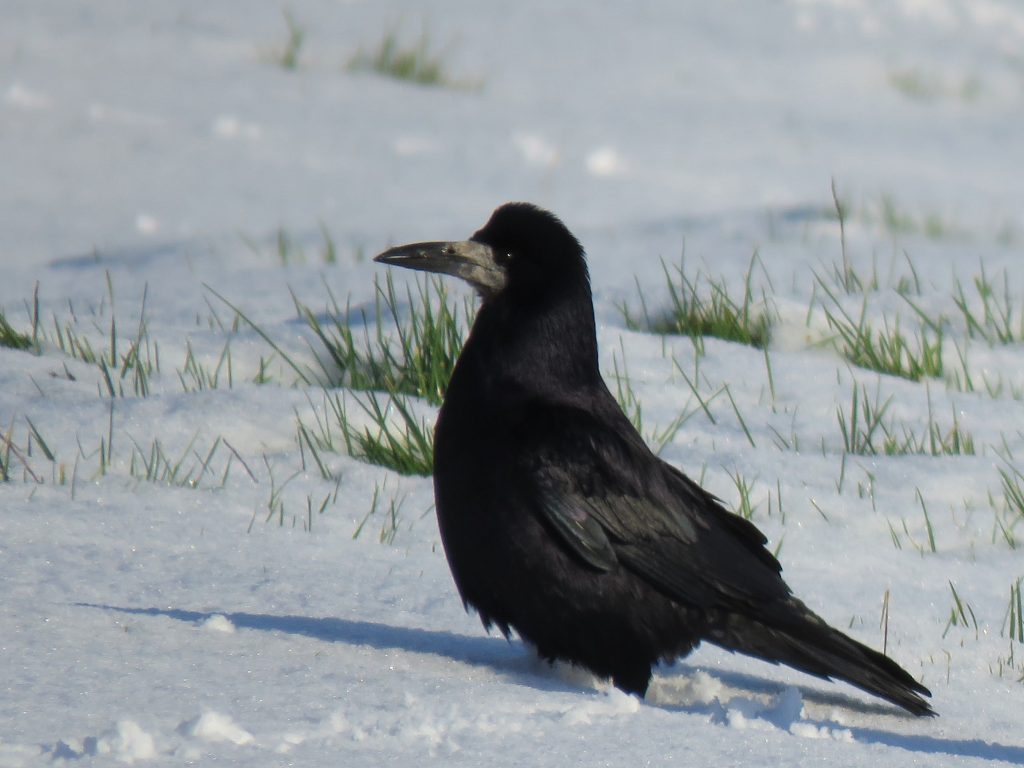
[374,240,507,297]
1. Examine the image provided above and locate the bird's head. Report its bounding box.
[374,203,589,303]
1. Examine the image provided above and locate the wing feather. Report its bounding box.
[521,400,789,611]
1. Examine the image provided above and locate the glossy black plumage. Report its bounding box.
[375,202,934,716]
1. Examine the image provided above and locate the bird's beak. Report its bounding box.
[373,240,507,297]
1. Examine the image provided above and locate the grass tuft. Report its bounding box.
[28,278,159,397]
[354,480,409,545]
[348,27,476,89]
[729,470,760,520]
[888,68,981,103]
[836,381,974,457]
[943,581,979,640]
[1003,577,1024,645]
[826,178,872,295]
[836,382,892,456]
[250,226,341,266]
[298,390,434,477]
[274,11,305,71]
[128,434,227,489]
[953,264,1024,345]
[297,272,469,406]
[623,254,771,349]
[993,461,1024,548]
[178,339,234,392]
[343,392,434,476]
[817,279,944,381]
[0,309,33,351]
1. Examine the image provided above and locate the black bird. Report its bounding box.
[374,202,934,716]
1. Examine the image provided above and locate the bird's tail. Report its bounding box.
[708,600,935,717]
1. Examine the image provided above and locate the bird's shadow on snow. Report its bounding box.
[840,729,1024,765]
[75,603,582,696]
[78,603,1024,765]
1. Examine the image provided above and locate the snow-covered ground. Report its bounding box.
[3,1,1024,765]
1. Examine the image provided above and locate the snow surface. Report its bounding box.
[2,0,1024,765]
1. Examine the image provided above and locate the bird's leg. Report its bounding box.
[611,664,652,698]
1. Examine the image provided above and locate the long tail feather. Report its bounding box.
[709,602,935,717]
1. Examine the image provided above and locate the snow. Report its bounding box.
[2,0,1024,765]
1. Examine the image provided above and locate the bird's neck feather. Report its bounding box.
[456,286,601,400]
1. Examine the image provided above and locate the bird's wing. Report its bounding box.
[522,401,790,611]
[535,484,619,571]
